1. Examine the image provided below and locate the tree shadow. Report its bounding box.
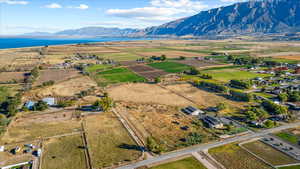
[118,143,145,152]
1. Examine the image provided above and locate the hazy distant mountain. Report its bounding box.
[145,0,300,36]
[23,27,140,37]
[55,27,139,37]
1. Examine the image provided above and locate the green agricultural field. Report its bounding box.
[243,141,299,166]
[148,62,192,73]
[150,157,207,169]
[201,67,269,82]
[264,58,299,64]
[85,64,112,73]
[41,135,87,169]
[96,67,146,86]
[279,165,300,169]
[209,144,272,169]
[276,132,299,145]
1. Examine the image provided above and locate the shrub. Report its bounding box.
[262,100,289,115]
[229,90,252,102]
[229,80,251,89]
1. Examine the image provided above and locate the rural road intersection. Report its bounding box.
[117,121,300,169]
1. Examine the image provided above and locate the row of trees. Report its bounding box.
[229,80,252,89]
[278,91,300,102]
[195,81,228,93]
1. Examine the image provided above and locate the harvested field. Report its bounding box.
[116,102,215,151]
[164,83,244,110]
[0,72,27,83]
[108,83,193,106]
[25,76,97,99]
[209,144,272,169]
[34,69,80,86]
[17,110,74,125]
[127,65,168,80]
[150,156,207,169]
[85,113,141,168]
[137,51,208,58]
[0,118,81,144]
[243,141,299,166]
[41,135,87,169]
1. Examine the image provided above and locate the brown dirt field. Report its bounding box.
[164,83,244,110]
[116,102,215,151]
[34,69,80,86]
[176,59,220,68]
[17,110,74,125]
[137,51,209,58]
[127,65,169,79]
[0,72,27,83]
[107,83,193,106]
[25,76,97,99]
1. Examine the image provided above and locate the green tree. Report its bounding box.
[264,120,276,128]
[146,137,164,154]
[189,67,200,75]
[94,95,114,112]
[33,101,48,111]
[217,102,227,111]
[154,77,161,83]
[278,93,288,102]
[0,114,9,126]
[160,55,167,61]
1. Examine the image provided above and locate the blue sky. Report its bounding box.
[0,0,245,35]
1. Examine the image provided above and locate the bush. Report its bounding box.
[189,67,200,75]
[146,137,165,154]
[185,132,203,146]
[57,100,75,108]
[42,80,55,86]
[229,90,252,102]
[199,74,212,79]
[32,101,48,111]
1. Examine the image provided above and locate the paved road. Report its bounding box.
[117,121,300,169]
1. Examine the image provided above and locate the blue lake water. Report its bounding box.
[0,37,152,49]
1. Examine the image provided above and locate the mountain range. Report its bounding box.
[23,0,300,37]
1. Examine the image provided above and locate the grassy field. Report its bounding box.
[0,119,81,144]
[150,157,207,169]
[95,67,146,86]
[276,132,299,145]
[85,64,112,73]
[85,113,142,168]
[148,62,192,73]
[41,135,87,169]
[209,144,272,169]
[243,141,299,166]
[279,165,300,169]
[201,67,269,82]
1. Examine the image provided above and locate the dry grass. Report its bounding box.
[116,102,215,151]
[164,83,244,111]
[41,135,87,169]
[137,51,208,58]
[209,144,272,169]
[34,69,80,86]
[107,83,193,106]
[85,113,142,168]
[24,76,97,99]
[0,118,81,144]
[243,141,299,166]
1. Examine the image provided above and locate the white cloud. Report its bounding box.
[0,0,28,5]
[77,4,89,10]
[219,0,245,2]
[45,3,62,9]
[68,4,89,10]
[106,0,209,23]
